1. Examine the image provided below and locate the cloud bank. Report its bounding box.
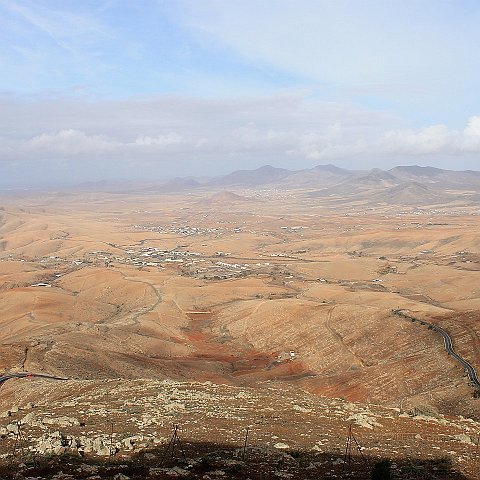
[1,93,480,187]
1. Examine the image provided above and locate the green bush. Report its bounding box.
[371,458,392,480]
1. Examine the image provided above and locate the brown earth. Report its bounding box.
[0,187,479,476]
[0,378,478,479]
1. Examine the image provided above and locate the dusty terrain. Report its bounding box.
[1,168,480,477]
[0,378,478,479]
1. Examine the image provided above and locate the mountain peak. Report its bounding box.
[390,165,444,177]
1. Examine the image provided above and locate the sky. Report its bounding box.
[1,0,480,186]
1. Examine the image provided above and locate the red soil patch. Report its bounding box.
[182,312,311,382]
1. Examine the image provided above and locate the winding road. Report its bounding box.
[0,372,68,387]
[115,271,163,327]
[393,309,480,392]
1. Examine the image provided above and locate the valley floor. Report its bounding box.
[0,187,479,477]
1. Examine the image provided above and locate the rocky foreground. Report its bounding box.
[0,378,478,479]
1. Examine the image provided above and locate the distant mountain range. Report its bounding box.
[53,163,480,207]
[157,163,480,206]
[208,164,292,187]
[165,163,478,189]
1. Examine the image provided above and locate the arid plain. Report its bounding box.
[1,165,480,478]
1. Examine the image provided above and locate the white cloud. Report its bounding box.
[16,114,480,165]
[26,129,118,155]
[464,116,480,137]
[379,125,453,155]
[1,94,480,186]
[133,133,185,147]
[20,129,192,158]
[300,116,480,160]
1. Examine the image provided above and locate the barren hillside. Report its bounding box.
[0,185,479,477]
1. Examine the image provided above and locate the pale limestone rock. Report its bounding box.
[43,416,80,427]
[7,423,20,434]
[454,434,473,445]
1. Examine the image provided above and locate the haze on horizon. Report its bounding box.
[1,0,480,187]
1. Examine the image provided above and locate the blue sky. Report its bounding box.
[0,0,306,97]
[1,0,480,185]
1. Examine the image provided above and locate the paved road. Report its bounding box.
[393,309,480,392]
[0,372,68,386]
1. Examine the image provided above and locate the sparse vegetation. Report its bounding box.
[1,177,480,479]
[371,458,393,480]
